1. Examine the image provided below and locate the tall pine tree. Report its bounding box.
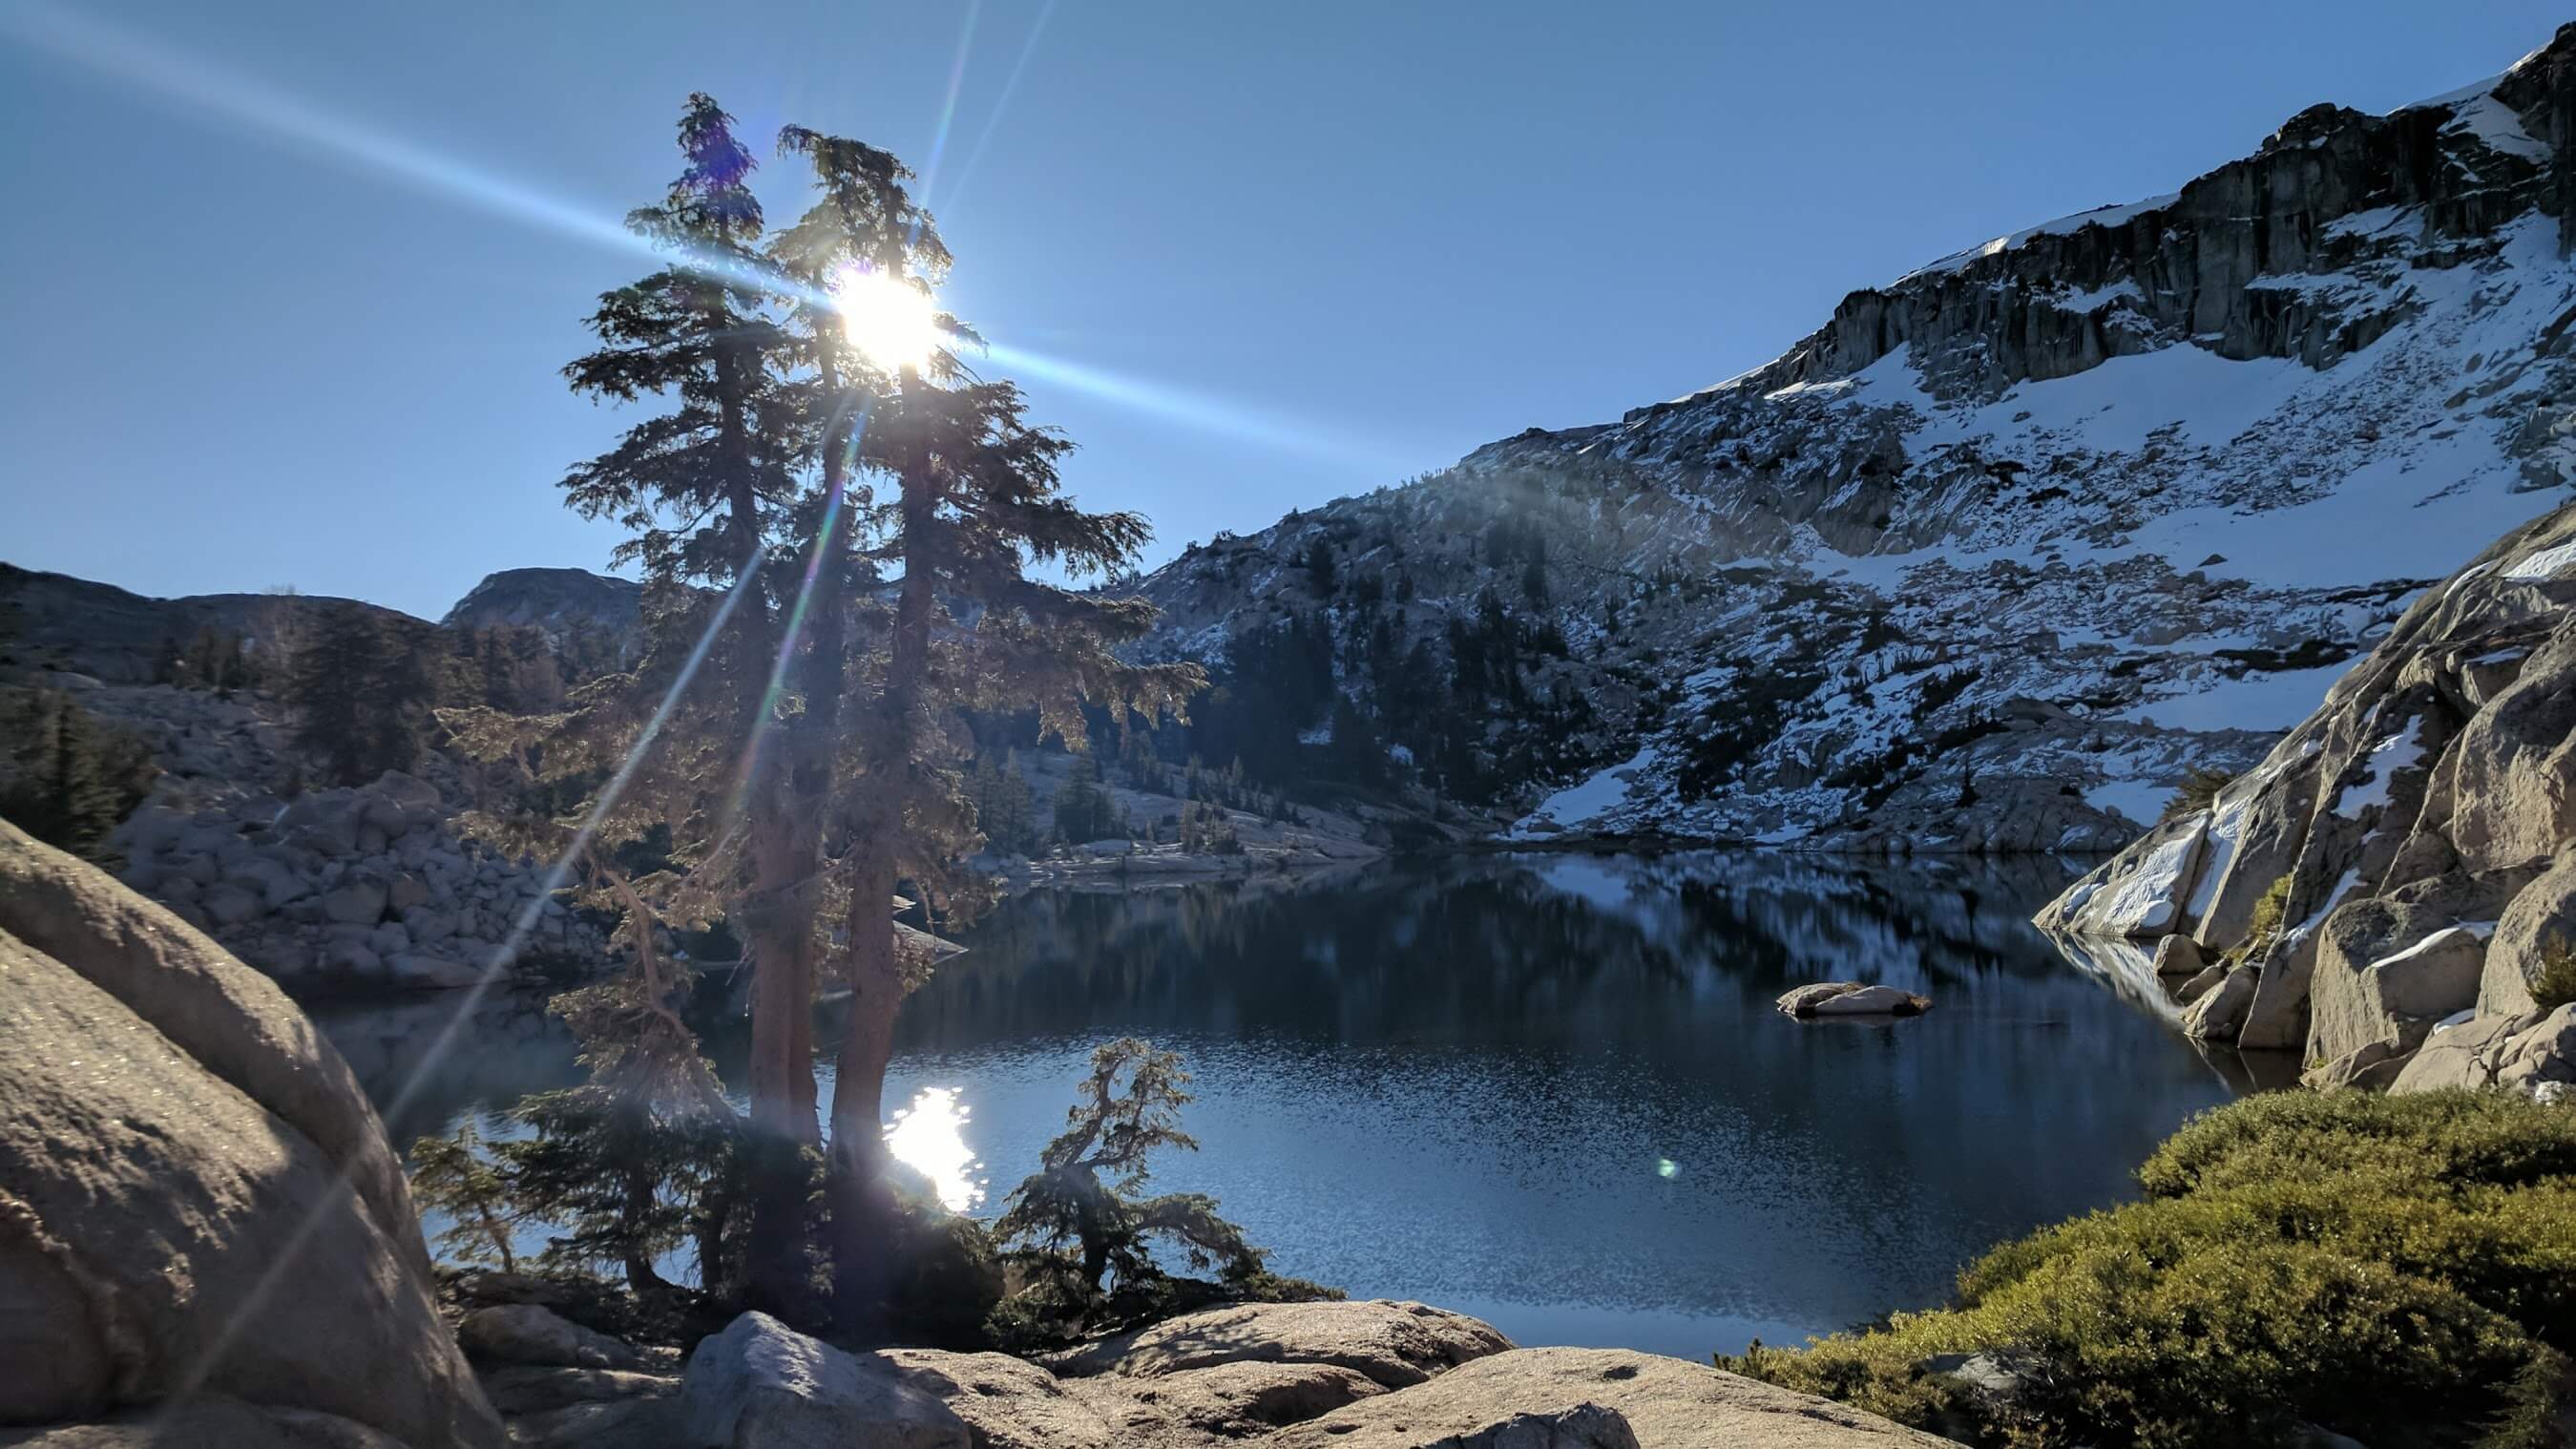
[818,287,1202,1329]
[549,93,827,1314]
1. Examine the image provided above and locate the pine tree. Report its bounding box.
[991,1040,1319,1342]
[408,1121,521,1272]
[540,92,824,1316]
[290,603,432,787]
[808,165,1203,1323]
[0,688,157,861]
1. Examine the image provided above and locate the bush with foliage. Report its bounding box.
[1722,1090,2576,1448]
[988,1039,1335,1349]
[1179,799,1242,855]
[2159,766,2239,824]
[2531,936,2576,1014]
[2223,872,2293,969]
[411,934,756,1317]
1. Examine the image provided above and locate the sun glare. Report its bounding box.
[833,263,942,374]
[885,1085,985,1212]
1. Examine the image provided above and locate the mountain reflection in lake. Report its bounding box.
[313,850,2241,1359]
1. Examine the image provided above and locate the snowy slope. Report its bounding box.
[1133,29,2576,851]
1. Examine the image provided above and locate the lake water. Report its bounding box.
[313,850,2248,1360]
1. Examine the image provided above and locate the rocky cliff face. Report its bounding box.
[1133,27,2576,850]
[2038,500,2576,1095]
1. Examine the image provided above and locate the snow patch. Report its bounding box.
[2503,539,2576,581]
[2084,779,2172,826]
[2333,726,2429,817]
[2092,820,2207,935]
[1511,745,1661,837]
[2119,664,2349,732]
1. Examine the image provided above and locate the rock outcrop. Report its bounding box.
[658,1306,1940,1449]
[2040,501,2576,1094]
[0,819,502,1447]
[1052,1299,1514,1390]
[1264,1348,1955,1449]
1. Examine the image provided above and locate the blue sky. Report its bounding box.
[2,0,2564,619]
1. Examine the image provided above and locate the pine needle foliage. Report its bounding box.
[988,1040,1331,1348]
[2159,766,2239,824]
[408,1120,521,1273]
[0,687,157,862]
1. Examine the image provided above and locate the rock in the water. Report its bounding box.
[2151,934,2207,977]
[1775,983,1933,1018]
[1262,1347,1952,1447]
[2042,500,2576,1074]
[0,820,501,1447]
[679,1312,968,1449]
[1054,1299,1513,1391]
[458,1304,641,1372]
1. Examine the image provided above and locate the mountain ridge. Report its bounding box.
[1125,24,2576,851]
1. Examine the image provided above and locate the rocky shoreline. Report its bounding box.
[2039,500,2576,1097]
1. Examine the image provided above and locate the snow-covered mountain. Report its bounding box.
[1132,25,2576,850]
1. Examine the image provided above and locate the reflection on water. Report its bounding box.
[887,1086,987,1212]
[315,850,2248,1359]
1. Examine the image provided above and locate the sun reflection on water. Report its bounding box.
[885,1086,986,1212]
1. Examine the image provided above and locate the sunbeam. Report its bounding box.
[913,0,984,203]
[163,545,768,1419]
[983,338,1417,477]
[933,0,1058,217]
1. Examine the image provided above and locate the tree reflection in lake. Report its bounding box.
[316,850,2244,1358]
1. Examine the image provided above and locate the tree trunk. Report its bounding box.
[712,326,828,1323]
[827,368,934,1336]
[827,845,905,1337]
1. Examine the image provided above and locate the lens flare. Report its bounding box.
[834,264,943,374]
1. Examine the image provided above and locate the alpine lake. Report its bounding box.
[313,849,2270,1360]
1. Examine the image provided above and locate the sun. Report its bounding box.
[831,263,942,374]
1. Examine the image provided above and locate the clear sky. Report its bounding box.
[3,0,2564,620]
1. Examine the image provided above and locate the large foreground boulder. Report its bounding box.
[1262,1347,1956,1448]
[0,820,501,1447]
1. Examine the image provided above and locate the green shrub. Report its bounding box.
[2221,873,2293,969]
[2531,936,2576,1014]
[2137,1089,2576,1199]
[1722,1090,2576,1448]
